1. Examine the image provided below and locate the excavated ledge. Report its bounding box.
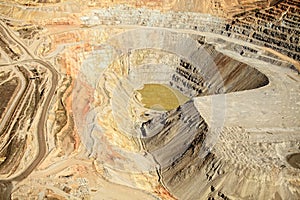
[73,29,272,176]
[0,1,299,199]
[70,28,300,199]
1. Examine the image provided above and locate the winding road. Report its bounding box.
[0,19,59,199]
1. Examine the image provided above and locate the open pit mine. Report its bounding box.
[0,0,299,199]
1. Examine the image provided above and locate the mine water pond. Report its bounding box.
[137,84,189,111]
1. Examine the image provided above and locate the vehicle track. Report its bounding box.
[0,20,59,200]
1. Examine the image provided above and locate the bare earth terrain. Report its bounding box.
[0,0,299,199]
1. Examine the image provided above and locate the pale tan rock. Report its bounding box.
[0,0,299,199]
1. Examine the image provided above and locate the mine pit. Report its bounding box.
[0,1,299,199]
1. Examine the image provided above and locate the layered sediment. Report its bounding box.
[0,0,299,199]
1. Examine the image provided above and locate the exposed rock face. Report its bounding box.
[0,0,299,200]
